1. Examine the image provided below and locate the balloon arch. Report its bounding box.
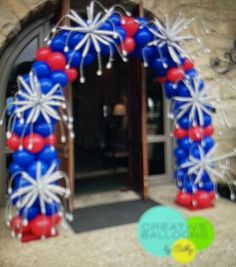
[2,1,228,242]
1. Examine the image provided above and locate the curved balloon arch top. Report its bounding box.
[2,1,236,242]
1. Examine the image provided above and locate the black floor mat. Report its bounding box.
[69,199,159,233]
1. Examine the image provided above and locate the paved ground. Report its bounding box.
[0,184,236,267]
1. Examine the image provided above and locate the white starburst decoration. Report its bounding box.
[172,76,215,127]
[141,13,209,68]
[0,71,74,145]
[45,1,131,83]
[180,144,236,200]
[7,161,73,237]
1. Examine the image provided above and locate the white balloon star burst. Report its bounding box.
[7,161,73,227]
[45,1,131,83]
[0,71,74,145]
[173,76,215,127]
[180,144,236,200]
[141,13,209,68]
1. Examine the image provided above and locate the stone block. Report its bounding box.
[0,0,29,21]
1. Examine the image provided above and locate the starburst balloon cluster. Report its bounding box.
[2,0,232,242]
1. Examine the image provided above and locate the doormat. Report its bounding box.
[69,199,159,233]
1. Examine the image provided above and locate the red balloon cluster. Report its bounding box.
[173,126,215,140]
[6,133,57,152]
[176,190,215,209]
[10,213,61,240]
[120,16,139,54]
[176,191,215,209]
[35,47,78,84]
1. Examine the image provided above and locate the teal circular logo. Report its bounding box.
[137,206,188,257]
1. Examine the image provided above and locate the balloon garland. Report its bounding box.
[2,1,236,241]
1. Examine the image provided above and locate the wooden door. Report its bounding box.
[127,1,149,199]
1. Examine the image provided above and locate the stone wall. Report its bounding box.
[0,0,58,55]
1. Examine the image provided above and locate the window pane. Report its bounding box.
[148,142,165,175]
[146,69,164,135]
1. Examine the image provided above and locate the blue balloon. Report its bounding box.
[38,145,58,162]
[99,21,113,31]
[100,43,115,56]
[201,172,211,182]
[174,169,186,180]
[164,82,177,99]
[12,175,30,189]
[32,61,50,78]
[9,163,23,176]
[35,122,55,137]
[13,119,30,136]
[203,114,212,127]
[27,160,48,178]
[39,78,54,94]
[19,206,40,221]
[66,50,82,68]
[136,46,157,63]
[84,53,96,65]
[203,181,214,192]
[48,158,61,171]
[174,147,188,160]
[191,146,201,159]
[202,136,214,152]
[151,58,168,76]
[45,202,59,216]
[177,83,191,97]
[50,71,68,87]
[13,150,35,167]
[50,35,66,52]
[68,32,84,49]
[185,69,199,84]
[184,182,197,193]
[134,28,153,47]
[178,115,191,129]
[115,27,126,44]
[58,30,70,39]
[135,17,148,26]
[177,137,192,151]
[109,14,121,26]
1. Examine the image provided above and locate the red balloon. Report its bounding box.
[122,37,136,53]
[193,190,212,208]
[121,17,139,37]
[23,134,45,153]
[167,67,184,83]
[6,133,21,151]
[45,134,57,146]
[65,68,78,82]
[29,215,52,237]
[47,52,67,71]
[183,58,194,71]
[176,191,192,207]
[157,76,167,84]
[204,125,214,136]
[189,126,204,141]
[209,191,216,201]
[173,128,188,139]
[36,47,52,62]
[10,215,30,234]
[51,213,61,226]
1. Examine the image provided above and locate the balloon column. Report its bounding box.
[2,1,235,241]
